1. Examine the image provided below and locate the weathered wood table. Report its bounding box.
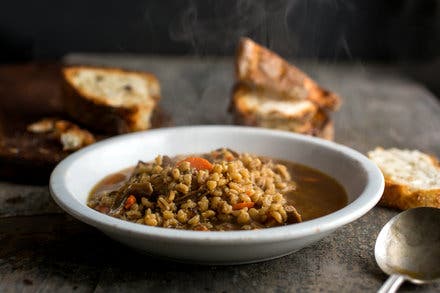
[1,56,440,292]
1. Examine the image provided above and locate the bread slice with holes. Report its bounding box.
[236,37,340,110]
[62,66,161,134]
[368,147,440,210]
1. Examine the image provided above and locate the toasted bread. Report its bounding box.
[62,66,161,134]
[232,84,318,121]
[231,83,334,140]
[232,38,339,140]
[368,147,440,210]
[233,104,333,140]
[236,38,340,110]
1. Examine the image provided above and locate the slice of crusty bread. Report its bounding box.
[233,84,318,121]
[232,38,338,141]
[231,84,334,140]
[368,147,440,210]
[62,66,161,134]
[233,102,334,140]
[236,38,340,110]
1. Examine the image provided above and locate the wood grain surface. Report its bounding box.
[1,55,439,292]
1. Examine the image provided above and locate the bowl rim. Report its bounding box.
[50,125,384,244]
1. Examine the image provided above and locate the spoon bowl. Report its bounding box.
[375,207,440,292]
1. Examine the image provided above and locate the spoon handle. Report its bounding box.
[378,274,405,293]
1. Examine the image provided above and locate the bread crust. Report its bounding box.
[236,38,340,110]
[380,179,440,210]
[315,119,334,141]
[62,66,160,134]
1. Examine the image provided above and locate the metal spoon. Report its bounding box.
[375,207,440,293]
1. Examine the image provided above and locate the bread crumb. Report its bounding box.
[27,118,95,151]
[27,118,56,133]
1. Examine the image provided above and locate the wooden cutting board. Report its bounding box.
[0,63,169,184]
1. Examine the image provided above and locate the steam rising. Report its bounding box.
[168,0,361,60]
[169,0,268,55]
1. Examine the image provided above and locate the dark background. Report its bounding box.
[0,0,439,94]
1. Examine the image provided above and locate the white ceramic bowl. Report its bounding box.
[50,126,384,264]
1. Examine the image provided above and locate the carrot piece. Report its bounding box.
[124,195,137,209]
[178,157,213,171]
[232,202,255,210]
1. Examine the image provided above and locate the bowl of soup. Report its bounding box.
[50,126,384,264]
